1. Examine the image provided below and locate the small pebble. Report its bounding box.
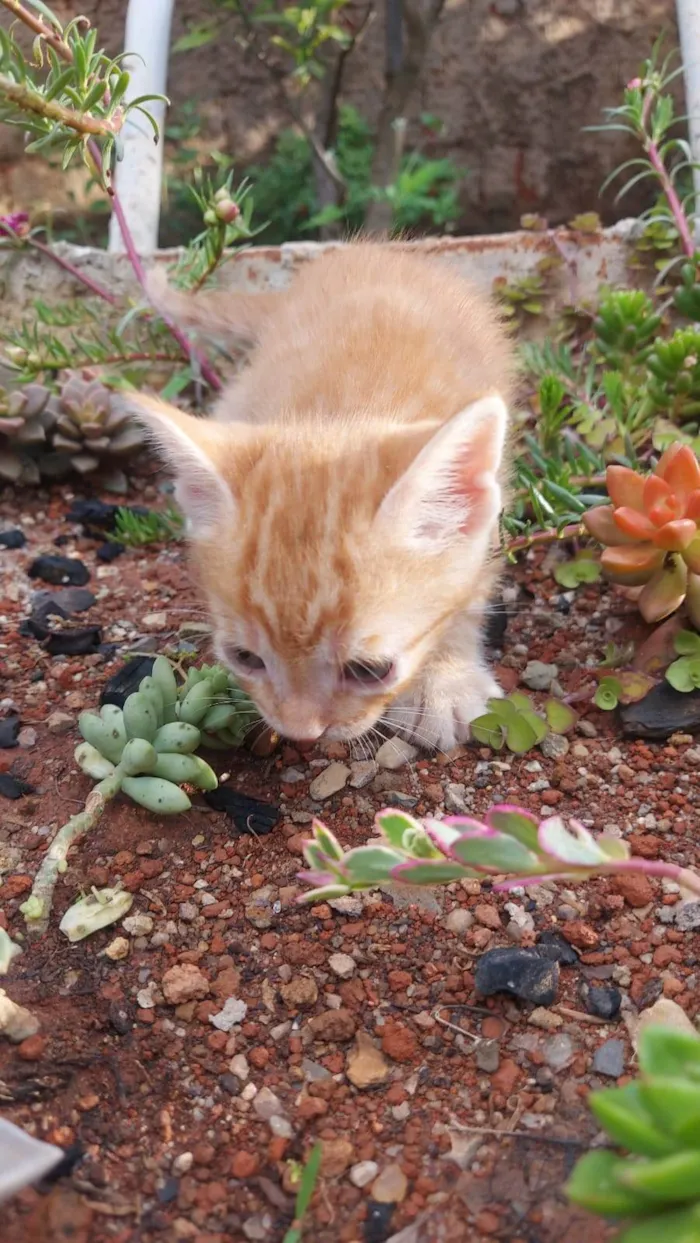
[309,762,351,800]
[375,738,418,770]
[350,1160,379,1188]
[593,1039,626,1078]
[328,952,356,979]
[522,661,558,691]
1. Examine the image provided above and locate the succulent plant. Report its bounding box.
[42,373,144,476]
[297,806,700,904]
[58,885,133,942]
[567,1026,700,1242]
[75,656,258,812]
[646,328,700,420]
[665,630,700,693]
[593,289,662,368]
[470,691,577,755]
[0,373,146,483]
[21,656,259,936]
[594,670,657,712]
[0,381,55,483]
[583,445,700,627]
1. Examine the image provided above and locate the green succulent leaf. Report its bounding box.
[470,713,506,749]
[595,677,621,711]
[666,656,700,693]
[675,631,700,658]
[553,554,602,589]
[545,698,578,734]
[589,1082,678,1157]
[566,1149,645,1216]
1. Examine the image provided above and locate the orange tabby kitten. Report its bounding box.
[131,244,514,751]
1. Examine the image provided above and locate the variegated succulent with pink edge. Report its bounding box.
[583,444,700,627]
[297,804,700,903]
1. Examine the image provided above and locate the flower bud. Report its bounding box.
[215,198,240,224]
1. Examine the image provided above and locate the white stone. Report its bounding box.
[350,1160,379,1188]
[209,998,247,1031]
[309,762,351,800]
[376,738,419,770]
[230,1054,250,1081]
[328,953,356,980]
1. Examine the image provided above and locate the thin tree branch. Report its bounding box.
[0,74,122,136]
[0,0,73,62]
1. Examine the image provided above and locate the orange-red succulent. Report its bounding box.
[583,444,700,626]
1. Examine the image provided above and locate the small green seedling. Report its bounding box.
[470,691,577,755]
[282,1143,322,1243]
[568,1026,700,1241]
[553,551,602,589]
[114,504,184,547]
[594,671,657,711]
[666,631,700,693]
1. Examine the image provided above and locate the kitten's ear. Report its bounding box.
[376,394,508,551]
[126,394,237,537]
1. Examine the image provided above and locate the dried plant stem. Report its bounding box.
[27,237,119,304]
[24,772,122,938]
[505,521,586,556]
[0,0,73,62]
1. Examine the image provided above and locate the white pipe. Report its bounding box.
[677,0,700,236]
[108,0,175,255]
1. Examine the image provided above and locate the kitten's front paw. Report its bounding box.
[388,667,500,753]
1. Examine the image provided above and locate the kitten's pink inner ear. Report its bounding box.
[127,394,237,537]
[376,394,508,551]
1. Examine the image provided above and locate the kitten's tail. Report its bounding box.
[145,267,282,343]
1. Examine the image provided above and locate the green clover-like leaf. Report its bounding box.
[594,676,621,710]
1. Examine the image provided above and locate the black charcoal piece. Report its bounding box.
[536,929,579,966]
[621,682,700,739]
[204,788,280,835]
[475,947,560,1006]
[0,528,26,549]
[100,656,156,708]
[28,555,90,587]
[0,714,20,749]
[45,627,102,656]
[97,540,126,562]
[0,773,34,799]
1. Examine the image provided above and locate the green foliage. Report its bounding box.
[0,3,164,182]
[646,329,700,420]
[249,107,463,244]
[297,806,698,904]
[594,671,657,711]
[113,504,184,547]
[567,1026,700,1241]
[470,691,577,755]
[666,630,700,692]
[593,291,662,369]
[553,551,602,589]
[75,655,260,817]
[175,0,351,88]
[283,1143,322,1243]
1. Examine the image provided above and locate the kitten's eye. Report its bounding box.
[342,657,395,686]
[228,647,266,672]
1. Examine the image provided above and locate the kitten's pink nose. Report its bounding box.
[279,698,327,743]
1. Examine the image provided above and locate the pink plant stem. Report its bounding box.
[86,140,222,393]
[647,140,695,258]
[28,237,119,305]
[641,87,695,259]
